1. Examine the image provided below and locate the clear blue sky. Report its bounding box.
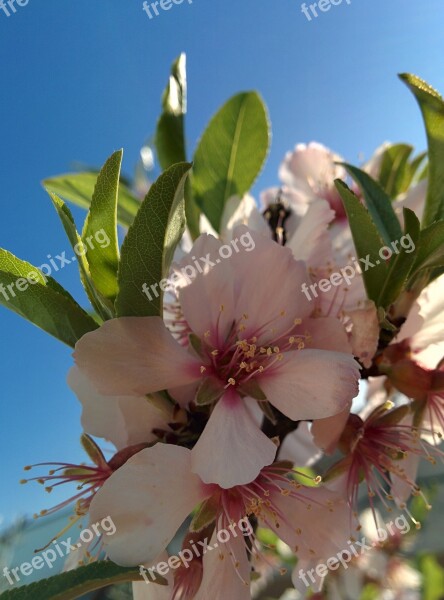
[0,0,443,526]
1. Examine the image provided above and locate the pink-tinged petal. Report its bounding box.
[279,422,322,466]
[311,404,351,455]
[133,582,171,600]
[168,381,199,408]
[68,367,169,450]
[220,194,270,240]
[89,444,210,566]
[194,531,251,600]
[172,234,235,345]
[266,487,356,577]
[259,349,360,421]
[303,317,352,353]
[279,142,346,215]
[74,317,201,396]
[133,552,173,600]
[287,200,335,268]
[346,302,379,368]
[230,226,312,343]
[191,390,276,489]
[391,453,420,506]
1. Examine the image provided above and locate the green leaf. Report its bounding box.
[0,561,166,600]
[409,150,428,184]
[0,249,98,346]
[115,162,192,317]
[400,73,444,226]
[155,54,200,240]
[419,554,444,600]
[343,163,403,245]
[377,208,420,308]
[43,171,140,229]
[192,91,270,231]
[410,220,444,275]
[378,143,413,197]
[156,54,187,168]
[335,180,388,304]
[82,150,121,303]
[47,192,112,320]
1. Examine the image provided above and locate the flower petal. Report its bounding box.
[74,317,201,396]
[191,390,276,489]
[259,349,360,421]
[89,444,209,566]
[68,367,169,450]
[194,531,251,600]
[172,234,235,345]
[311,404,351,455]
[287,200,335,268]
[220,194,270,240]
[231,226,312,343]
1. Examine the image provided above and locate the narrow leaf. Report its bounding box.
[378,143,413,197]
[47,191,112,320]
[0,250,98,346]
[410,220,444,275]
[378,208,420,308]
[156,54,200,240]
[0,561,166,600]
[115,162,192,317]
[43,172,140,229]
[343,163,403,245]
[335,180,388,304]
[400,73,444,225]
[82,150,122,302]
[192,92,270,231]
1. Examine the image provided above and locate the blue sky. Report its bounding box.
[0,0,443,526]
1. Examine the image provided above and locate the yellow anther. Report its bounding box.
[211,350,219,356]
[294,318,302,325]
[228,378,236,386]
[200,366,206,374]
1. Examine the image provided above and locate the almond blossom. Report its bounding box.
[89,443,356,596]
[74,227,360,489]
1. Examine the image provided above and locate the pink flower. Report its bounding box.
[278,142,347,219]
[75,228,360,488]
[324,404,440,521]
[89,443,355,594]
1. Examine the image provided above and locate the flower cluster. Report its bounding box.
[6,62,444,600]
